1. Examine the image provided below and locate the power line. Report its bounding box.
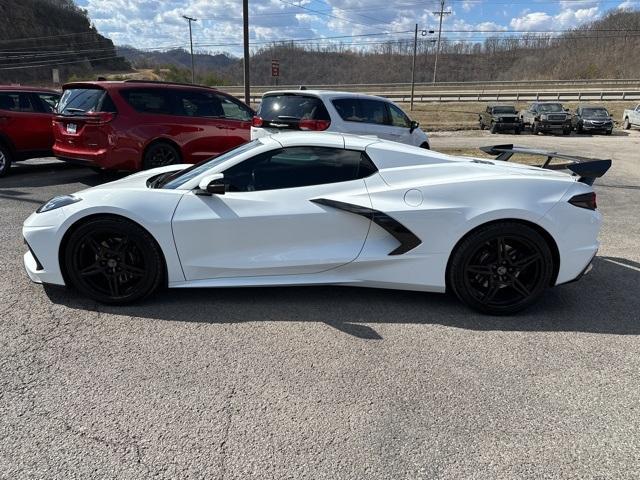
[0,55,122,70]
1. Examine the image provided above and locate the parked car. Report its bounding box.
[520,102,572,135]
[572,105,613,135]
[24,133,610,314]
[251,90,430,149]
[479,105,523,134]
[622,104,640,130]
[53,80,254,171]
[0,86,60,177]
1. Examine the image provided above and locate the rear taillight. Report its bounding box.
[252,116,263,127]
[299,119,331,131]
[85,112,116,124]
[569,192,597,210]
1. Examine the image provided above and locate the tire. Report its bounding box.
[64,217,164,304]
[479,121,485,131]
[514,128,521,135]
[562,127,571,136]
[576,124,583,134]
[490,122,497,134]
[532,122,540,135]
[447,222,554,315]
[420,142,430,150]
[0,143,12,177]
[142,142,181,170]
[623,118,630,130]
[606,129,613,135]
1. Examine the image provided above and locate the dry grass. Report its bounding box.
[397,101,633,132]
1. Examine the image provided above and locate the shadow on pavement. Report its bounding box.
[44,256,640,339]
[1,161,126,189]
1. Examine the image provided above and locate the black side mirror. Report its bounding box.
[198,174,225,195]
[409,120,419,133]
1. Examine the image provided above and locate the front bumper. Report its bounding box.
[495,122,522,130]
[537,122,570,130]
[24,250,44,284]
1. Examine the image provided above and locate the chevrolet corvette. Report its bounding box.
[23,133,610,314]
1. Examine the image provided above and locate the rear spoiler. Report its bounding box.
[479,144,611,186]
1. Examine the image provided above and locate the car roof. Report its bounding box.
[61,80,219,92]
[261,89,390,102]
[0,85,59,94]
[266,131,381,150]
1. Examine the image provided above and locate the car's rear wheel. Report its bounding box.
[143,142,181,170]
[0,143,12,177]
[447,222,554,315]
[64,217,163,304]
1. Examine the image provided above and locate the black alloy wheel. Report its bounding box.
[0,144,12,177]
[143,142,180,170]
[448,222,553,315]
[64,217,163,304]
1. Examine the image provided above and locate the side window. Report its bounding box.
[332,98,388,125]
[0,93,34,112]
[217,94,252,121]
[175,90,223,117]
[120,88,172,115]
[387,103,411,128]
[35,93,60,113]
[223,147,376,192]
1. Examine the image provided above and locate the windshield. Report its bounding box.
[538,104,564,113]
[57,88,105,114]
[258,94,329,121]
[582,108,609,118]
[493,106,516,114]
[159,140,261,189]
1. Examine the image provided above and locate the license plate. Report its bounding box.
[66,123,77,134]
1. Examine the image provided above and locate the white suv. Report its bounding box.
[251,90,430,149]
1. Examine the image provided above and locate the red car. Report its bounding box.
[0,86,61,177]
[53,80,254,171]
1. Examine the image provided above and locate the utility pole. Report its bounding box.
[432,0,450,85]
[182,15,197,84]
[242,0,250,106]
[410,24,418,111]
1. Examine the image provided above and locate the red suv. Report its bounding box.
[53,81,254,171]
[0,86,61,177]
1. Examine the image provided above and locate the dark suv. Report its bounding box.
[572,105,613,135]
[0,86,60,176]
[479,105,522,134]
[53,81,254,171]
[520,102,572,135]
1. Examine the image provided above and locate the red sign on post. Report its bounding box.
[271,59,280,77]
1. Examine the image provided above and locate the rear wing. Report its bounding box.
[479,144,611,186]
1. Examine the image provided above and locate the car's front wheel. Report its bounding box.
[64,217,164,304]
[447,222,554,315]
[623,118,630,130]
[0,143,12,177]
[143,142,181,170]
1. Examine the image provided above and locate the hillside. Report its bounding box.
[116,9,640,86]
[0,0,129,84]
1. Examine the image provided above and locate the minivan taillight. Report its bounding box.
[252,116,263,127]
[299,119,330,131]
[569,192,597,210]
[85,112,116,124]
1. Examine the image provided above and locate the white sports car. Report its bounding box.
[23,133,610,314]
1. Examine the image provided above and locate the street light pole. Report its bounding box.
[242,0,250,106]
[432,0,450,85]
[182,15,197,84]
[410,23,418,111]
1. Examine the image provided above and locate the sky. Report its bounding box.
[75,0,640,56]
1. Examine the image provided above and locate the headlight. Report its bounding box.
[36,195,81,213]
[540,114,548,120]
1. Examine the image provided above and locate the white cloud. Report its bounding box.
[618,0,640,9]
[509,6,599,30]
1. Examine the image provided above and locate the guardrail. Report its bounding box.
[239,90,640,104]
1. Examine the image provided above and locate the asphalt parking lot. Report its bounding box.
[1,130,640,479]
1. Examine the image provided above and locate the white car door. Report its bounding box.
[383,102,416,145]
[331,98,390,139]
[171,146,375,280]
